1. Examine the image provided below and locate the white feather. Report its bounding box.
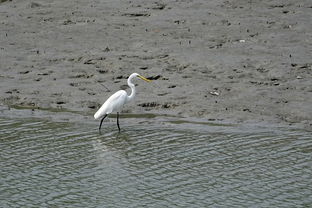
[94,90,128,120]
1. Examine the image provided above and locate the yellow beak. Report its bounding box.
[138,75,152,82]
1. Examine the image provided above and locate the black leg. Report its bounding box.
[99,114,108,131]
[117,112,121,132]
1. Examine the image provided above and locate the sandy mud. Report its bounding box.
[0,0,311,128]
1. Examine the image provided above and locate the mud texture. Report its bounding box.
[0,0,311,128]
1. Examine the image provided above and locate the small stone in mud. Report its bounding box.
[209,91,220,96]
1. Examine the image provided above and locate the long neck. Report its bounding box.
[127,78,136,102]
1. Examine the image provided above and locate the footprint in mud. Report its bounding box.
[115,75,127,79]
[37,72,52,76]
[291,63,312,71]
[157,92,169,96]
[29,2,41,8]
[162,103,177,108]
[97,69,108,74]
[88,92,96,96]
[69,73,93,79]
[120,85,128,90]
[122,13,150,17]
[70,83,79,87]
[147,75,162,80]
[19,70,30,74]
[85,101,99,109]
[138,102,160,108]
[5,89,20,94]
[138,102,177,109]
[56,101,66,105]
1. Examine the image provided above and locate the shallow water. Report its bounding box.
[0,116,311,207]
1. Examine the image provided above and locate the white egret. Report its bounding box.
[94,73,151,132]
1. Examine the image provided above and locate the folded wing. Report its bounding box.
[94,90,128,120]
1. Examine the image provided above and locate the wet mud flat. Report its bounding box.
[0,0,311,128]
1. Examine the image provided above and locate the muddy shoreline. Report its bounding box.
[0,0,311,129]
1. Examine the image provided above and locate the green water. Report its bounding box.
[0,115,311,207]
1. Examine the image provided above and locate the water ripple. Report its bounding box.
[0,117,311,207]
